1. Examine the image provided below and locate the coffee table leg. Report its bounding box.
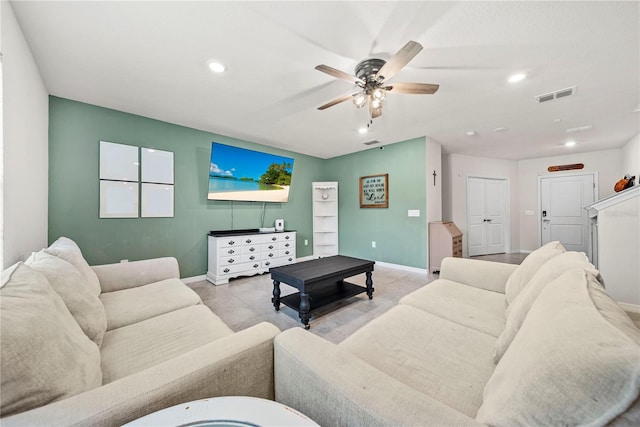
[272,280,281,311]
[365,271,374,299]
[299,292,311,330]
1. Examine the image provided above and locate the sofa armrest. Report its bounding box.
[2,322,280,427]
[274,329,482,427]
[440,257,517,294]
[92,257,180,293]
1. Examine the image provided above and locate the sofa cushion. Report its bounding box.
[100,305,233,383]
[400,279,506,337]
[476,269,640,426]
[0,263,102,416]
[100,278,202,330]
[26,251,107,346]
[493,251,598,363]
[339,305,496,418]
[45,237,101,296]
[504,240,565,304]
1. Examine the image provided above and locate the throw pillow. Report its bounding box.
[26,251,107,347]
[476,269,640,426]
[504,240,565,305]
[1,263,102,417]
[45,236,101,296]
[493,251,598,363]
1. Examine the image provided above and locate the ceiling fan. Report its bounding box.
[315,41,439,119]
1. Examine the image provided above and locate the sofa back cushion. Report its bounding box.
[493,251,598,363]
[504,240,565,304]
[26,251,107,347]
[0,263,102,417]
[476,269,640,426]
[45,237,101,295]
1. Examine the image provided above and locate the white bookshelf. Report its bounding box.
[312,182,339,257]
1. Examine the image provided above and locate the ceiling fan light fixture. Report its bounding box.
[370,98,382,109]
[372,88,386,101]
[353,93,367,108]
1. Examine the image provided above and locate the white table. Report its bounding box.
[124,396,319,427]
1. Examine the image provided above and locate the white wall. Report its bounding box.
[442,153,519,257]
[597,195,639,306]
[1,1,49,267]
[425,138,442,223]
[622,133,639,178]
[517,149,622,252]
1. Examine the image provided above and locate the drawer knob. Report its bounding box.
[246,239,252,243]
[285,243,290,247]
[249,255,255,260]
[253,264,259,268]
[265,262,270,266]
[228,240,235,245]
[268,245,274,249]
[288,257,293,262]
[228,249,234,254]
[223,268,230,273]
[285,235,290,240]
[268,253,274,257]
[227,258,235,264]
[249,247,255,252]
[272,237,277,241]
[285,251,290,255]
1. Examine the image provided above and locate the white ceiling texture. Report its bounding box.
[10,1,640,159]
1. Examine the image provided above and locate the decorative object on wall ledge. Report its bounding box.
[99,141,139,218]
[547,163,584,172]
[359,174,389,208]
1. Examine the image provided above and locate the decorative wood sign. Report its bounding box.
[548,163,584,172]
[360,174,389,208]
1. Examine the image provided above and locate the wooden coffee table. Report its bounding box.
[270,255,375,329]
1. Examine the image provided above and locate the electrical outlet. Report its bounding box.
[304,239,308,246]
[372,241,376,248]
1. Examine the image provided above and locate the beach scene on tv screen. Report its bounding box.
[208,143,294,202]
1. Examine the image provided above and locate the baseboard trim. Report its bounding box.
[182,274,206,284]
[182,256,427,283]
[519,250,533,254]
[618,302,640,313]
[375,261,428,275]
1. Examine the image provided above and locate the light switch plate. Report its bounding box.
[408,209,420,217]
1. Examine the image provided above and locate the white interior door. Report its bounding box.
[467,177,508,256]
[540,174,595,254]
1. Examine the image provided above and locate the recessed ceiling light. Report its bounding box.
[508,73,526,83]
[466,131,476,136]
[358,127,368,134]
[553,118,562,123]
[208,61,226,73]
[565,141,577,147]
[494,127,508,132]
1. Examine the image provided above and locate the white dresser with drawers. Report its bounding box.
[207,230,296,285]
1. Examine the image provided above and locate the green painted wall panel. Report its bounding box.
[48,97,324,277]
[324,138,427,268]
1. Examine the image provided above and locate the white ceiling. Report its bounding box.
[10,1,640,160]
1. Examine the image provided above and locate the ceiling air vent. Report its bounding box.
[535,86,577,103]
[363,140,381,146]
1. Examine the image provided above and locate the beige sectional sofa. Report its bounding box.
[274,242,640,426]
[1,237,280,426]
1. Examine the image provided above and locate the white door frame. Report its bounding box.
[466,175,511,256]
[537,171,598,254]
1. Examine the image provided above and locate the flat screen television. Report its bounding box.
[208,142,295,202]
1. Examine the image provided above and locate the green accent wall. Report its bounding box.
[325,138,427,268]
[48,97,325,277]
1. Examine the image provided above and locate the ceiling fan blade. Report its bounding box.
[385,82,439,94]
[315,65,364,85]
[317,91,360,110]
[375,41,423,82]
